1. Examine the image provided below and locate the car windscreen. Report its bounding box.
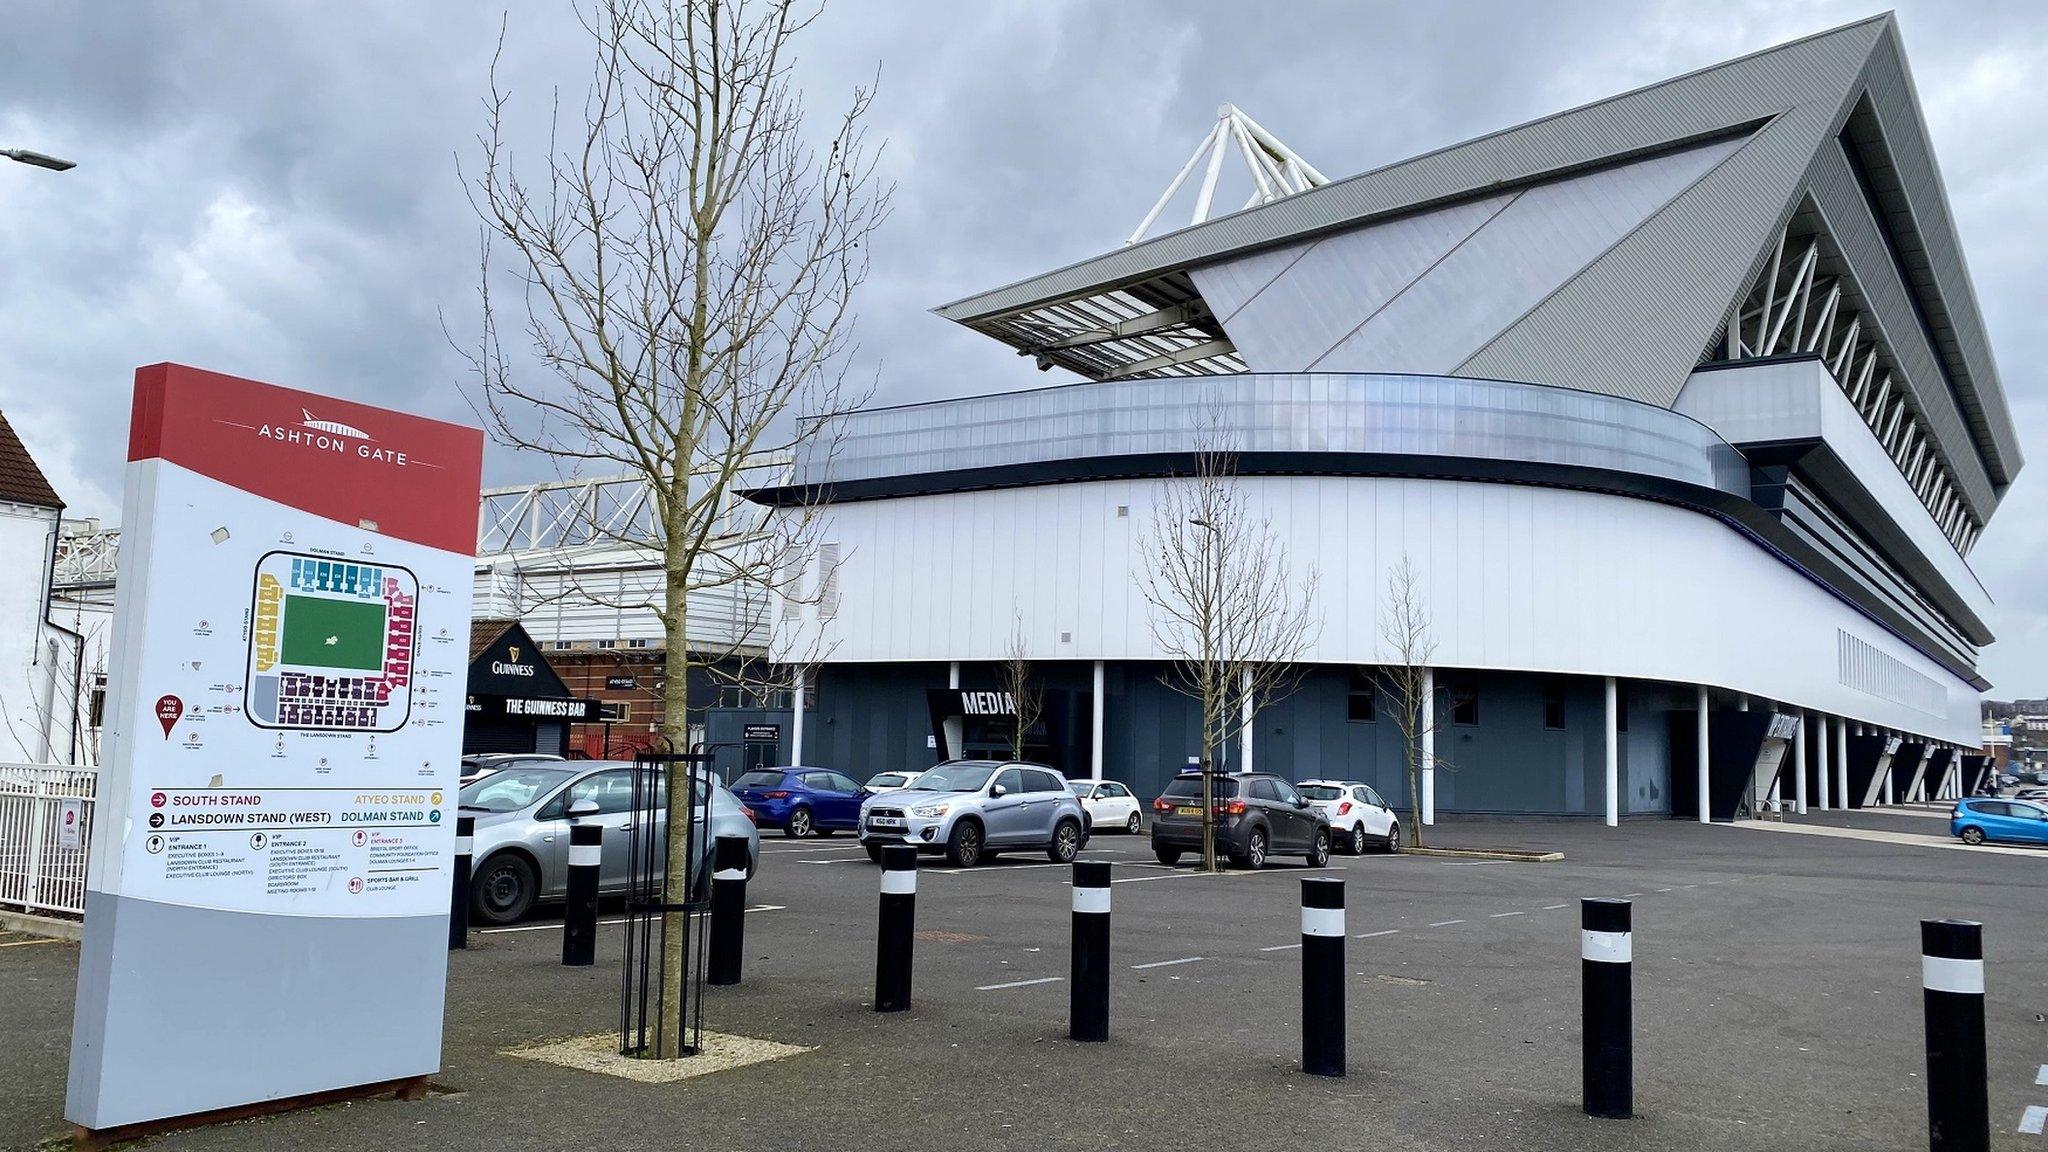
[1159,776,1239,800]
[460,766,577,812]
[1297,785,1343,801]
[909,763,998,792]
[868,773,909,787]
[731,771,787,790]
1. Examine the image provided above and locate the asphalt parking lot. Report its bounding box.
[7,817,2048,1151]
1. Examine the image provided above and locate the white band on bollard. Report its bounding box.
[713,868,746,882]
[568,843,602,867]
[1921,955,1985,995]
[1581,929,1632,964]
[880,870,917,896]
[1072,887,1111,914]
[1300,906,1345,938]
[455,836,473,855]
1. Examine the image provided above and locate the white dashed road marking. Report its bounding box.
[2036,1064,2048,1086]
[976,976,1063,991]
[1542,904,1569,911]
[2019,1105,2047,1135]
[1132,956,1205,970]
[1355,929,1400,939]
[1259,943,1302,952]
[1428,919,1465,928]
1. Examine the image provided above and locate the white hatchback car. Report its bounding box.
[862,769,924,796]
[1069,779,1144,834]
[1297,779,1399,855]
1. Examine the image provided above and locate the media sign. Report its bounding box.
[66,364,483,1131]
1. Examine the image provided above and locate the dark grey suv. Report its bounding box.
[1150,771,1331,869]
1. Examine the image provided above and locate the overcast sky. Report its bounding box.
[0,1,2041,692]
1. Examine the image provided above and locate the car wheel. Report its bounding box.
[1385,823,1401,854]
[1307,828,1331,868]
[784,807,813,839]
[1347,825,1367,855]
[1047,819,1082,864]
[945,819,984,868]
[470,852,537,926]
[1125,812,1142,835]
[1154,846,1182,866]
[864,841,885,864]
[1235,827,1268,870]
[1960,826,1985,846]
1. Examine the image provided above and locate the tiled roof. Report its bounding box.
[0,411,62,510]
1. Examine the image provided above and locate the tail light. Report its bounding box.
[1216,799,1246,816]
[1152,798,1171,813]
[762,790,790,799]
[739,806,756,824]
[1337,801,1353,815]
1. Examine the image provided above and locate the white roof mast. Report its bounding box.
[1126,103,1330,245]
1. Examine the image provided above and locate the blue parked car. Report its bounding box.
[1949,797,2048,846]
[730,767,864,838]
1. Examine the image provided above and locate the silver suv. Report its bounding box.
[859,760,1088,868]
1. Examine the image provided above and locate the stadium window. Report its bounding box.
[1451,678,1479,726]
[1542,680,1565,730]
[596,639,616,649]
[627,638,652,649]
[1347,668,1377,723]
[88,674,107,728]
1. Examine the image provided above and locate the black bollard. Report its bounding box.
[1921,919,1988,1152]
[874,844,917,1012]
[448,814,474,951]
[707,835,751,986]
[1070,860,1111,1042]
[1300,876,1345,1077]
[562,820,601,967]
[1581,898,1633,1119]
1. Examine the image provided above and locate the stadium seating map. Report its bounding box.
[246,551,416,732]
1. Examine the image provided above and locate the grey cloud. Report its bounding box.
[0,1,2040,689]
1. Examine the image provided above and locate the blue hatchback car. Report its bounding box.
[1950,797,2048,846]
[730,766,865,838]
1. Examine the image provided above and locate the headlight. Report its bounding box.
[911,803,950,818]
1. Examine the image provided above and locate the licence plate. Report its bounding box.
[868,817,906,829]
[1175,806,1202,818]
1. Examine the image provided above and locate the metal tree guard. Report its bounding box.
[619,748,716,1058]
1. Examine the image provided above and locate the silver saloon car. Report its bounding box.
[460,760,761,925]
[858,760,1088,868]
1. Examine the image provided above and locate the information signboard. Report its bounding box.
[66,364,483,1131]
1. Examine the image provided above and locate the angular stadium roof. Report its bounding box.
[933,14,2020,523]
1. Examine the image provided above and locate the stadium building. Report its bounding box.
[748,15,2018,821]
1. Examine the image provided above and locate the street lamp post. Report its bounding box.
[3,148,76,172]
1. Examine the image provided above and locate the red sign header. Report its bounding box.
[127,363,485,555]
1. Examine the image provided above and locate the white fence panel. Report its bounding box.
[0,763,98,917]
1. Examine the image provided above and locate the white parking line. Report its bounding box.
[1132,956,1205,970]
[1541,904,1568,911]
[1259,943,1303,952]
[975,976,1063,991]
[1428,919,1465,928]
[1354,929,1400,939]
[1489,911,1524,918]
[2020,1105,2047,1134]
[2036,1064,2048,1086]
[475,906,783,935]
[798,858,867,865]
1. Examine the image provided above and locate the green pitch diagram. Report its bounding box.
[245,550,417,731]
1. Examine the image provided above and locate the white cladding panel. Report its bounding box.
[470,549,766,652]
[780,476,1977,742]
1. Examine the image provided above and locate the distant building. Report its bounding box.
[0,411,82,763]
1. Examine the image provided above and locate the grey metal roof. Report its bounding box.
[932,13,2020,518]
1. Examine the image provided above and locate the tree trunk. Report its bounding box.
[655,565,692,1058]
[1406,740,1422,849]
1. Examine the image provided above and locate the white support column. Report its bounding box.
[1696,685,1710,824]
[1883,735,1895,805]
[1604,677,1619,827]
[948,662,960,689]
[1793,711,1808,814]
[1835,718,1849,809]
[1239,667,1254,774]
[790,668,807,768]
[1420,668,1436,826]
[1090,660,1105,781]
[1737,694,1749,712]
[1816,716,1832,811]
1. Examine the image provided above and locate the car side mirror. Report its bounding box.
[990,784,1008,798]
[567,799,599,819]
[1294,797,1311,809]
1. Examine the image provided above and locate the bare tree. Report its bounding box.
[1140,429,1320,871]
[999,611,1043,764]
[1379,553,1439,848]
[461,0,889,1059]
